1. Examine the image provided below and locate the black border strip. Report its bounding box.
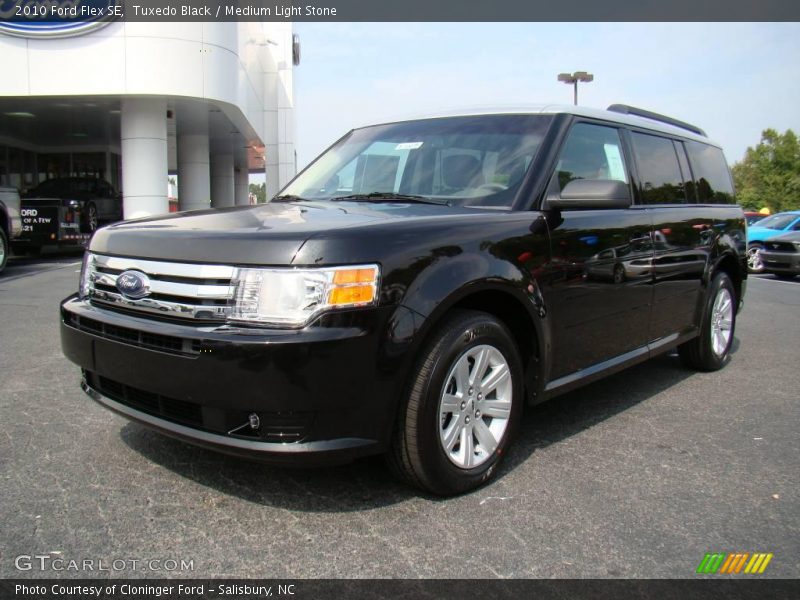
[2,579,799,600]
[1,0,799,23]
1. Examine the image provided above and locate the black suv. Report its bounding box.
[61,105,746,495]
[25,177,122,233]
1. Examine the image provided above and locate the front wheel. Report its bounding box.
[747,243,764,274]
[679,272,736,371]
[0,227,8,274]
[388,310,524,496]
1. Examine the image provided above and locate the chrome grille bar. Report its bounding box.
[94,255,235,280]
[93,272,233,300]
[86,253,236,321]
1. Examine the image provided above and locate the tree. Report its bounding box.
[731,129,800,213]
[249,182,266,204]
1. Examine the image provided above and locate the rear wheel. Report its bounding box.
[388,310,524,496]
[746,243,764,274]
[82,203,98,233]
[679,272,736,371]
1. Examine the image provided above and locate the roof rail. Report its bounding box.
[606,104,707,137]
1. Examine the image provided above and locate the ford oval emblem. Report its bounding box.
[116,270,150,300]
[0,1,118,39]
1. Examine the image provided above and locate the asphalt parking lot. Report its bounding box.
[0,253,798,579]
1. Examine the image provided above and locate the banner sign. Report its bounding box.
[0,0,797,30]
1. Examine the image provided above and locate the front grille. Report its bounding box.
[765,241,797,253]
[95,374,203,427]
[86,372,312,443]
[64,312,200,356]
[85,254,236,322]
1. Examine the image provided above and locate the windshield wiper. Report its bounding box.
[272,194,309,202]
[330,192,450,206]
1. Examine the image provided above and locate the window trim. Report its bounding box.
[627,129,690,206]
[683,139,736,205]
[541,117,639,210]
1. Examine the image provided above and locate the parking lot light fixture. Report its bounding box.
[557,71,594,105]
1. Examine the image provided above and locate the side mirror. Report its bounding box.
[549,179,631,209]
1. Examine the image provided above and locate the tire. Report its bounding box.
[82,203,98,233]
[774,273,797,281]
[612,263,625,284]
[388,309,524,496]
[746,243,764,274]
[0,227,8,274]
[678,272,736,371]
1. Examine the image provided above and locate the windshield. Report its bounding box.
[280,114,553,208]
[755,213,798,230]
[745,214,765,226]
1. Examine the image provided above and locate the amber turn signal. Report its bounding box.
[328,284,375,305]
[332,267,378,285]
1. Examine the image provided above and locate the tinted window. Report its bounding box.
[555,123,628,191]
[97,180,113,196]
[31,178,71,196]
[631,132,685,204]
[685,141,734,204]
[755,213,799,230]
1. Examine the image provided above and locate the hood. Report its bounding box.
[89,200,483,265]
[766,231,800,243]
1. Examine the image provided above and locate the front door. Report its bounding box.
[541,122,654,380]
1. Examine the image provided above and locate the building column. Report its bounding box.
[234,166,249,206]
[177,134,210,211]
[210,153,234,208]
[264,66,280,199]
[121,98,168,219]
[263,23,297,200]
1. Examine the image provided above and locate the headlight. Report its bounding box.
[79,252,93,298]
[228,264,380,327]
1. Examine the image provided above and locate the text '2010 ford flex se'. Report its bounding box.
[61,104,746,495]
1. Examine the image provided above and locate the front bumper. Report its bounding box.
[760,249,800,274]
[82,380,378,465]
[61,296,420,465]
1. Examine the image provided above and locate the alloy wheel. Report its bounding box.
[710,287,733,357]
[438,344,512,469]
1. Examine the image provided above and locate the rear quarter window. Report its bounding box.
[685,141,735,204]
[631,132,687,204]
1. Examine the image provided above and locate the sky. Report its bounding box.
[292,22,800,169]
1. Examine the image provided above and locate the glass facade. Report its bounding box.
[0,145,120,193]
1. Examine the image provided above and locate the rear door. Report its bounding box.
[631,133,735,344]
[629,132,706,342]
[543,121,655,380]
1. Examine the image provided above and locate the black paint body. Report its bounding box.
[60,113,747,464]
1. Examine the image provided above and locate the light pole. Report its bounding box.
[557,71,594,105]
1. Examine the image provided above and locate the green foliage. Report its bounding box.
[731,129,800,213]
[249,182,267,204]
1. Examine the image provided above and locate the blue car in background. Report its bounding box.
[746,210,800,273]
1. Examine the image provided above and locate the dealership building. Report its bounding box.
[0,20,297,218]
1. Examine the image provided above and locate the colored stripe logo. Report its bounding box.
[696,552,773,574]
